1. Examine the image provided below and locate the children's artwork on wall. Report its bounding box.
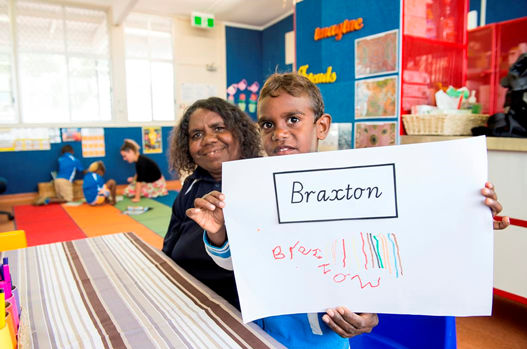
[318,123,339,151]
[222,137,493,322]
[0,128,51,151]
[354,122,396,148]
[48,128,61,143]
[338,123,352,150]
[355,30,398,78]
[81,128,105,158]
[355,76,397,119]
[142,126,162,154]
[227,79,260,117]
[61,128,82,142]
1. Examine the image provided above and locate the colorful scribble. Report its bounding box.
[271,232,404,289]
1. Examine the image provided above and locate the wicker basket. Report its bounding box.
[37,179,84,201]
[402,113,489,136]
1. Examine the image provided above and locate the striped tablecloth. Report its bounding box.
[2,233,283,348]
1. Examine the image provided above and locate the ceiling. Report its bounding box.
[68,0,297,29]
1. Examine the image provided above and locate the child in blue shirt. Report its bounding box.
[83,161,116,205]
[186,73,510,348]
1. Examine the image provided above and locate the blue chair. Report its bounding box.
[349,314,457,349]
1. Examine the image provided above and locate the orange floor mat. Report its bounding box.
[62,203,163,249]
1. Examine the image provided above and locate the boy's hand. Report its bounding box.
[481,182,510,230]
[322,307,378,338]
[186,191,227,246]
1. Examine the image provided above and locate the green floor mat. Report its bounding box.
[115,197,172,237]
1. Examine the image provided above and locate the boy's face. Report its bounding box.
[257,91,331,156]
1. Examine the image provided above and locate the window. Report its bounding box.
[0,0,15,123]
[2,1,111,124]
[124,13,174,122]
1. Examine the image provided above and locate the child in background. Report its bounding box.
[120,139,168,202]
[55,145,85,201]
[186,73,510,348]
[83,161,116,205]
[34,144,85,205]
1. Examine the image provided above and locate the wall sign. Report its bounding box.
[298,64,337,84]
[314,17,364,41]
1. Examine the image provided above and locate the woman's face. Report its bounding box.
[188,108,241,180]
[121,149,138,163]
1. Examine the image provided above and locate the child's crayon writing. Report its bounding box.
[272,240,324,260]
[271,232,403,287]
[317,263,381,288]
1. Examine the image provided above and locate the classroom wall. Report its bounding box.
[262,15,294,80]
[296,0,400,147]
[1,126,176,195]
[225,26,263,120]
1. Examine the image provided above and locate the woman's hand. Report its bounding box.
[186,191,227,246]
[481,182,510,230]
[322,307,378,338]
[127,177,133,183]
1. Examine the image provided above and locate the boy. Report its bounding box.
[186,73,509,348]
[83,161,117,205]
[54,145,85,202]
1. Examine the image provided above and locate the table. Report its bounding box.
[2,233,283,348]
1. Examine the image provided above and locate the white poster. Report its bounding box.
[222,137,493,322]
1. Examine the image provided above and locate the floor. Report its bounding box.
[1,185,526,348]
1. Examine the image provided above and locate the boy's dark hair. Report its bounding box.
[169,97,262,177]
[61,145,74,154]
[258,73,325,120]
[120,139,140,153]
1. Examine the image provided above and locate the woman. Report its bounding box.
[162,97,261,309]
[120,139,168,202]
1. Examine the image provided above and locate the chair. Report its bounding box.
[0,177,14,221]
[348,314,457,349]
[0,230,27,252]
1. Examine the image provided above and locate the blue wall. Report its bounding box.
[262,15,294,79]
[225,26,263,120]
[296,0,400,147]
[470,0,527,24]
[1,126,176,195]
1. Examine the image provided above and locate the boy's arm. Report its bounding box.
[322,307,378,338]
[186,190,227,246]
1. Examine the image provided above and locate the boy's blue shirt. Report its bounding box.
[82,172,104,203]
[57,153,84,182]
[204,234,349,349]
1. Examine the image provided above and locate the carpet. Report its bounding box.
[114,197,172,237]
[62,203,164,249]
[13,204,86,246]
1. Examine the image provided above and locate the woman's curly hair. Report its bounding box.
[169,97,262,177]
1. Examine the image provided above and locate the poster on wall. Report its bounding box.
[61,128,82,142]
[81,128,105,158]
[355,29,398,78]
[355,75,397,119]
[142,126,162,154]
[318,123,353,151]
[227,79,260,118]
[338,123,352,150]
[48,128,61,143]
[4,128,51,151]
[0,128,15,152]
[354,121,397,148]
[179,83,217,113]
